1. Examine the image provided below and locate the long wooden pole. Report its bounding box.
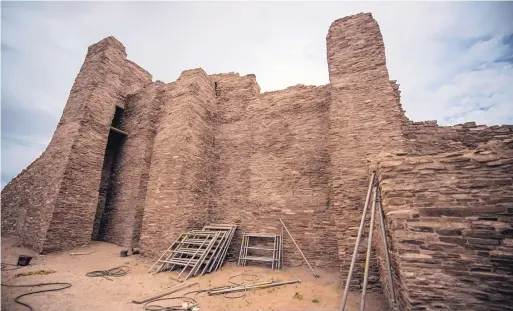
[360,185,378,311]
[132,281,198,304]
[110,126,128,136]
[279,219,319,278]
[340,171,375,311]
[377,188,395,303]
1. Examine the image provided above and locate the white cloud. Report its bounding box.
[2,2,512,186]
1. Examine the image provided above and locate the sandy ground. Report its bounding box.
[1,237,388,311]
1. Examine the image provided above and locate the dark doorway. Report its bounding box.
[92,106,126,241]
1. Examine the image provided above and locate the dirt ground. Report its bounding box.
[1,237,388,311]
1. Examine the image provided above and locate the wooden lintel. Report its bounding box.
[110,126,128,136]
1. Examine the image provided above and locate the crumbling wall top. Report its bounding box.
[328,12,374,31]
[88,36,126,57]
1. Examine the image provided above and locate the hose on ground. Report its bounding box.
[1,263,22,271]
[85,265,130,280]
[1,282,72,311]
[143,296,198,311]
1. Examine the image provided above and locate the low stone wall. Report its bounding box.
[403,120,513,155]
[373,139,513,311]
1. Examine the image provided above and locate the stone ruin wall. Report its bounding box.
[372,138,513,311]
[208,74,338,267]
[369,49,513,311]
[403,120,513,156]
[2,12,513,310]
[373,66,513,310]
[366,119,513,310]
[138,69,218,255]
[42,42,153,254]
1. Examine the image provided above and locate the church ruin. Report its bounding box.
[2,13,512,311]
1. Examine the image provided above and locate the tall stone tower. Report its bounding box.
[326,13,405,287]
[1,37,152,253]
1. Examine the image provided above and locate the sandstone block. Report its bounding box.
[420,208,472,217]
[439,236,467,246]
[467,238,501,246]
[436,228,462,236]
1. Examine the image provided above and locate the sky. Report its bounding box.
[1,1,513,188]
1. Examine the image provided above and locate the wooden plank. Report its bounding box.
[110,126,128,136]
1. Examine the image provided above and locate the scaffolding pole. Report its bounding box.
[340,171,375,311]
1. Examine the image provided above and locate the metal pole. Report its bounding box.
[238,235,245,266]
[360,185,378,311]
[340,171,375,311]
[281,226,284,269]
[177,234,209,279]
[149,234,184,273]
[243,234,249,266]
[377,187,395,303]
[208,280,301,295]
[207,281,275,295]
[215,226,236,271]
[279,219,319,277]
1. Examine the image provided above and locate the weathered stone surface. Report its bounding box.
[436,229,462,236]
[208,75,339,268]
[467,238,501,246]
[139,69,217,257]
[420,208,472,217]
[403,120,513,156]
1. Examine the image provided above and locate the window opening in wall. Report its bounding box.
[214,81,220,97]
[111,105,124,128]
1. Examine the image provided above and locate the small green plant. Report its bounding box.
[312,298,320,303]
[293,292,303,300]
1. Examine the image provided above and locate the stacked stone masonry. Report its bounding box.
[403,120,513,155]
[2,12,512,310]
[372,139,513,311]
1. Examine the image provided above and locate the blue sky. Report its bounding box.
[2,1,513,188]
